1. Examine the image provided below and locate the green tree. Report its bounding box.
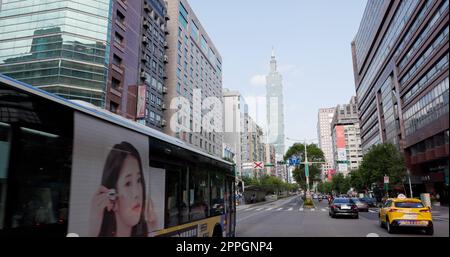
[317,181,333,194]
[358,143,407,189]
[331,173,351,194]
[284,143,325,190]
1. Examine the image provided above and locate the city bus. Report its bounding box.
[0,74,236,237]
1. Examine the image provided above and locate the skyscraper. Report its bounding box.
[266,49,285,160]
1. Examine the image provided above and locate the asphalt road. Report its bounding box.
[236,195,449,237]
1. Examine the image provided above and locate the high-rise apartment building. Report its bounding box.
[165,0,223,157]
[134,0,169,130]
[317,108,336,180]
[0,0,168,131]
[352,0,448,204]
[331,96,363,177]
[223,88,249,177]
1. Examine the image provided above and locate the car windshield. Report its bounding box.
[394,202,424,208]
[333,198,352,204]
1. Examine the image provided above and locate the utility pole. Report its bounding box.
[407,169,413,198]
[304,141,310,198]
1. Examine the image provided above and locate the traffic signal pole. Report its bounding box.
[304,141,310,198]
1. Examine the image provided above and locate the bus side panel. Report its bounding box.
[68,112,164,237]
[152,215,222,237]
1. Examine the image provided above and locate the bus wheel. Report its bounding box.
[212,224,223,237]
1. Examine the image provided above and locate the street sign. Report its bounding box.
[254,162,264,169]
[264,163,274,167]
[336,160,349,164]
[288,157,300,166]
[384,176,389,184]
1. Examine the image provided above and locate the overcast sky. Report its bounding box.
[189,0,367,148]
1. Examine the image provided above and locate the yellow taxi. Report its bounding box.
[379,194,433,235]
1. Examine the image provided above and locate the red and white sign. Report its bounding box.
[254,162,264,169]
[384,176,389,184]
[136,85,146,119]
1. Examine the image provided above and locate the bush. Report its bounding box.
[303,198,314,208]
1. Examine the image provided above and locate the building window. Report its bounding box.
[111,77,120,90]
[113,54,122,66]
[191,21,199,41]
[178,2,188,29]
[116,10,125,25]
[114,32,124,45]
[110,101,119,113]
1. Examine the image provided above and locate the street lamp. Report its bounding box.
[286,137,319,198]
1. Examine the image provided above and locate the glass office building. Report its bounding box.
[352,0,449,204]
[0,0,113,107]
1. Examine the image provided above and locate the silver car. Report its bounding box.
[351,198,369,212]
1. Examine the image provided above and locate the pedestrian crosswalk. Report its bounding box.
[241,206,331,212]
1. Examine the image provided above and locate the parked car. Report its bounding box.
[329,198,359,219]
[351,198,369,212]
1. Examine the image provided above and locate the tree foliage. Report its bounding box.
[284,143,325,189]
[357,143,407,188]
[242,175,298,194]
[331,173,351,194]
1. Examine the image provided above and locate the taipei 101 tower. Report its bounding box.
[266,48,286,160]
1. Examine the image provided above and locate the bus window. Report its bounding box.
[189,167,209,221]
[0,122,11,230]
[210,171,224,216]
[0,84,73,235]
[180,168,189,224]
[166,169,180,227]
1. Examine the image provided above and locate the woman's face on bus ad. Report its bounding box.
[116,155,143,226]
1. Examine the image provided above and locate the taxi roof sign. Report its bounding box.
[397,194,407,199]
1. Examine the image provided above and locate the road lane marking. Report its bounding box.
[299,208,304,211]
[288,207,293,211]
[369,209,379,213]
[256,208,263,211]
[321,208,326,212]
[366,233,380,237]
[311,208,315,211]
[246,208,254,211]
[276,208,283,211]
[266,207,273,211]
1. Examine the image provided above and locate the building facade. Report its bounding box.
[0,0,113,107]
[0,0,168,131]
[223,88,249,178]
[164,0,223,157]
[266,49,286,160]
[264,143,276,177]
[317,107,336,180]
[352,0,449,204]
[133,0,169,130]
[331,96,363,177]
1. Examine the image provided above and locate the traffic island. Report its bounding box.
[303,198,315,208]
